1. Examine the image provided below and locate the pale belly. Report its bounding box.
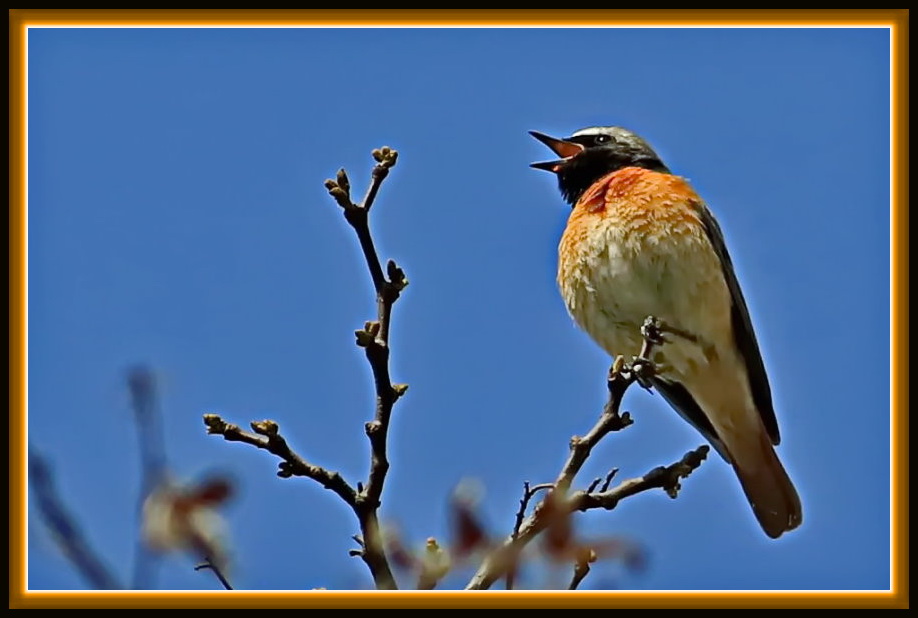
[558,220,733,379]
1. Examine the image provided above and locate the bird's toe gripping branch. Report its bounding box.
[640,315,666,346]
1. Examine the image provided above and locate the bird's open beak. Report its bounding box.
[529,131,584,172]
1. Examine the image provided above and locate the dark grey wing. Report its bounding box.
[649,376,732,462]
[693,200,780,445]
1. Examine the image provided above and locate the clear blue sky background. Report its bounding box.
[27,26,891,592]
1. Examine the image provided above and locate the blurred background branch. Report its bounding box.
[126,365,167,589]
[28,448,122,590]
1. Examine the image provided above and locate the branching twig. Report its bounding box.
[194,555,234,590]
[465,317,709,590]
[204,147,404,590]
[505,481,553,589]
[586,468,619,494]
[465,445,708,590]
[324,146,404,590]
[573,445,710,511]
[553,316,664,496]
[203,415,357,507]
[28,449,122,590]
[512,482,555,542]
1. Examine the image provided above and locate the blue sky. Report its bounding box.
[26,26,892,592]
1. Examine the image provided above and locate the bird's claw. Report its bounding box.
[608,355,626,381]
[640,316,667,346]
[630,356,656,390]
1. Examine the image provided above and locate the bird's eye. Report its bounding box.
[594,134,611,145]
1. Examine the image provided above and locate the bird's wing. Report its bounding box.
[691,199,780,445]
[649,376,732,461]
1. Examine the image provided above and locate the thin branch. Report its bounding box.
[324,148,399,293]
[512,482,554,541]
[327,148,406,503]
[506,482,553,590]
[203,414,357,508]
[465,445,708,590]
[324,147,405,590]
[28,449,122,590]
[465,317,709,590]
[194,556,234,590]
[553,316,664,496]
[203,148,404,590]
[573,445,711,511]
[599,469,619,493]
[586,468,619,494]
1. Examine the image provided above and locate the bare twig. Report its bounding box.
[505,481,553,589]
[553,316,664,496]
[203,147,404,590]
[323,147,405,590]
[194,556,234,590]
[324,148,400,295]
[586,468,619,494]
[203,414,357,507]
[599,469,619,493]
[573,445,711,511]
[512,482,554,541]
[465,445,708,590]
[28,449,122,590]
[465,317,709,590]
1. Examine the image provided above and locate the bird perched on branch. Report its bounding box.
[531,126,802,538]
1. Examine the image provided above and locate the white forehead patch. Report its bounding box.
[571,126,641,140]
[571,126,618,137]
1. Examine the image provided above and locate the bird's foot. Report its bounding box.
[640,316,667,346]
[642,315,698,345]
[630,356,656,390]
[609,353,656,390]
[608,355,626,382]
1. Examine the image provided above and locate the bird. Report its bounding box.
[530,126,802,538]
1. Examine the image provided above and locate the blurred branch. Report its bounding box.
[465,318,709,590]
[194,556,233,590]
[204,147,404,590]
[127,365,167,589]
[568,547,596,590]
[415,538,449,590]
[28,449,122,590]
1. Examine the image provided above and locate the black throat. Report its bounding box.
[557,153,670,206]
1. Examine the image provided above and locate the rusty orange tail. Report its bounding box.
[732,429,803,538]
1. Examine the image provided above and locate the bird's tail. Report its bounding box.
[730,428,803,539]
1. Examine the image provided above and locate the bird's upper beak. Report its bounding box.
[529,131,584,173]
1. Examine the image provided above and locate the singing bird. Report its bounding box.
[530,126,802,538]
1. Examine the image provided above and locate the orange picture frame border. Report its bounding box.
[9,9,908,609]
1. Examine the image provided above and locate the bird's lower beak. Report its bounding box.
[529,130,584,172]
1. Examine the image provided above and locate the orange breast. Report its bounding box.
[574,166,704,235]
[556,166,731,370]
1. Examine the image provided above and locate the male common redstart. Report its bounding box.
[532,126,802,538]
